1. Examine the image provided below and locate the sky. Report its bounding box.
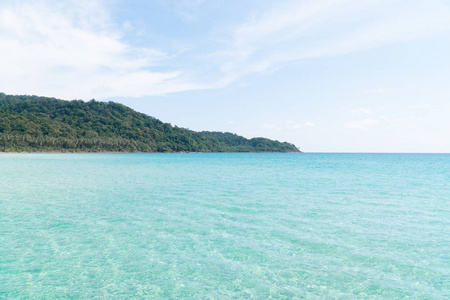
[1,0,450,152]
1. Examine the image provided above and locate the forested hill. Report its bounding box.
[0,93,300,153]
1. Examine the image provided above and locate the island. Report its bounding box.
[0,93,300,153]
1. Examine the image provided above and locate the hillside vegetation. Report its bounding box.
[0,93,300,153]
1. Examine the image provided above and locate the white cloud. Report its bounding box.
[2,0,450,99]
[0,0,204,100]
[215,0,450,83]
[346,118,379,130]
[305,121,315,127]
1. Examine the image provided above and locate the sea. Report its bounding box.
[1,153,449,299]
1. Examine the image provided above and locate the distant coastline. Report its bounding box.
[0,93,300,153]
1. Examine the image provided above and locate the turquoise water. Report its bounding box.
[1,153,449,298]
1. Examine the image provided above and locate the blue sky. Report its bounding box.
[1,0,450,152]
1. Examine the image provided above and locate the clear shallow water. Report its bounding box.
[1,153,449,299]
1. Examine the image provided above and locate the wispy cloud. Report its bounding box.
[161,0,211,23]
[0,0,204,99]
[214,0,450,84]
[1,0,450,99]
